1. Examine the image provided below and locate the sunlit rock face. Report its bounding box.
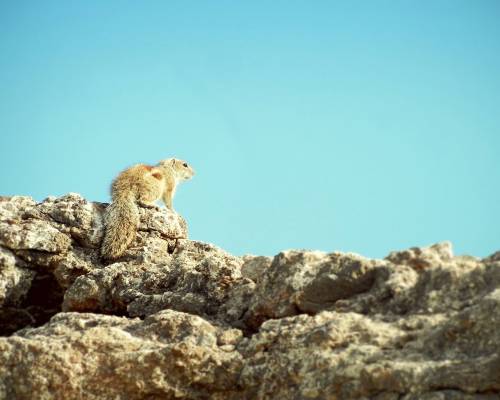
[0,194,499,399]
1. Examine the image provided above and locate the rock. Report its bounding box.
[240,255,273,283]
[0,194,189,336]
[36,193,104,248]
[0,193,499,399]
[0,311,243,400]
[239,298,500,398]
[243,250,381,330]
[385,241,454,271]
[0,219,71,254]
[484,250,500,263]
[63,240,245,324]
[0,248,34,308]
[52,247,98,289]
[0,247,36,335]
[0,196,37,221]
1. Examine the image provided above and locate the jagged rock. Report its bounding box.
[36,193,104,249]
[332,247,500,317]
[63,240,245,324]
[0,193,499,399]
[0,248,34,308]
[0,194,188,336]
[484,251,500,263]
[0,247,36,335]
[0,196,37,221]
[238,290,500,398]
[0,311,243,400]
[0,218,71,253]
[385,241,454,270]
[242,250,382,330]
[240,255,273,283]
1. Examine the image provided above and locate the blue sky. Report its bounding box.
[1,1,499,258]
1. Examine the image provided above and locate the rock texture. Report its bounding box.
[0,194,499,399]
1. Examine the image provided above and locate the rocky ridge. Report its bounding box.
[0,194,499,399]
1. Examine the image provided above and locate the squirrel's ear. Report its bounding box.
[171,159,176,165]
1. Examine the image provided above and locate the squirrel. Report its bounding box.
[100,158,195,260]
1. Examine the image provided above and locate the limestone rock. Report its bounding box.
[0,311,243,400]
[243,250,382,330]
[240,255,272,283]
[63,240,245,324]
[0,193,499,399]
[385,241,454,270]
[239,294,500,399]
[0,248,34,308]
[0,194,189,336]
[0,247,36,335]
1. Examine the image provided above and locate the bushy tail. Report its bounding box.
[101,192,139,260]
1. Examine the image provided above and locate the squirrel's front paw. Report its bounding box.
[138,202,160,210]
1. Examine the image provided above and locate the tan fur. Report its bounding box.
[100,159,194,260]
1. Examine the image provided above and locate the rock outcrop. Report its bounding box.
[0,194,499,399]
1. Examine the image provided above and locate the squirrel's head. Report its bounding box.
[159,158,195,181]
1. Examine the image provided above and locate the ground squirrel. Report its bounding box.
[100,158,194,260]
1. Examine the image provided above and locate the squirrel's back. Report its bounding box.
[110,164,165,204]
[101,164,165,260]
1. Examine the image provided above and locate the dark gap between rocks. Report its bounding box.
[0,272,64,336]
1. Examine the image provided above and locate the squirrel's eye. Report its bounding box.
[182,162,188,168]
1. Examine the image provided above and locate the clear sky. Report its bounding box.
[1,1,499,259]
